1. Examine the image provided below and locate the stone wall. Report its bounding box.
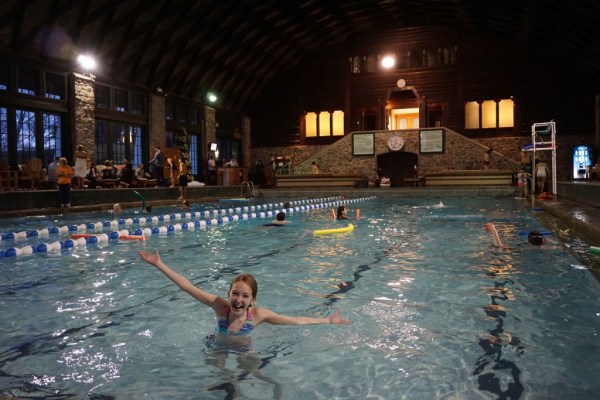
[71,73,95,163]
[148,94,165,152]
[290,129,521,179]
[253,129,596,182]
[205,107,216,157]
[242,116,251,168]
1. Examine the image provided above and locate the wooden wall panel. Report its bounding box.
[251,26,595,147]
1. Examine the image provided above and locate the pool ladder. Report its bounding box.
[241,181,257,199]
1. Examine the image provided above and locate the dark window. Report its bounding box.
[190,108,199,125]
[45,73,65,99]
[190,134,198,174]
[131,126,143,167]
[443,46,455,65]
[176,104,186,123]
[216,112,233,133]
[166,102,174,121]
[112,123,127,162]
[114,89,129,112]
[366,55,376,72]
[166,130,174,148]
[0,108,7,163]
[42,113,61,166]
[96,85,111,108]
[427,48,438,67]
[0,62,8,90]
[15,110,36,164]
[131,93,145,115]
[397,51,409,69]
[17,66,39,95]
[352,56,361,73]
[95,121,109,164]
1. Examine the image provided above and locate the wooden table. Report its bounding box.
[217,167,248,186]
[96,179,117,188]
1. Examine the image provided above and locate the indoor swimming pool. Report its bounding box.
[1,197,599,399]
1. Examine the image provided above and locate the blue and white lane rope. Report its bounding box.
[0,196,376,258]
[0,196,343,242]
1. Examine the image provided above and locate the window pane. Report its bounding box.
[0,108,8,163]
[306,113,317,137]
[177,104,186,123]
[481,100,497,129]
[231,141,239,160]
[95,121,109,165]
[190,108,199,125]
[112,123,127,162]
[498,99,514,128]
[166,102,174,121]
[114,89,128,112]
[131,126,143,166]
[332,111,344,136]
[16,110,36,164]
[0,62,8,90]
[131,93,146,115]
[95,85,110,108]
[319,112,331,136]
[464,102,479,129]
[166,130,174,148]
[190,135,198,174]
[45,72,65,99]
[18,66,39,95]
[43,113,61,166]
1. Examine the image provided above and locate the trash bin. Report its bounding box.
[222,169,230,186]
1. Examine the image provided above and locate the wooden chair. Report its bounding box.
[0,160,18,191]
[20,158,43,190]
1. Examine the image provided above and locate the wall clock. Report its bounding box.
[388,134,404,151]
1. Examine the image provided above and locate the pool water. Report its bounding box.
[1,198,600,399]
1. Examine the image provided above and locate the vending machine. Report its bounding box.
[573,145,592,179]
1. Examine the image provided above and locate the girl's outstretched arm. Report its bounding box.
[254,308,351,326]
[137,249,227,311]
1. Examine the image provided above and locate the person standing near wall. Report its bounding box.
[311,161,319,174]
[207,154,216,185]
[483,148,493,171]
[150,146,166,187]
[73,145,88,189]
[177,158,188,200]
[535,157,551,194]
[57,158,73,207]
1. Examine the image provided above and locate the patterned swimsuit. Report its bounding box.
[215,307,254,335]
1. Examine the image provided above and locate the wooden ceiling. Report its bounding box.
[1,0,599,111]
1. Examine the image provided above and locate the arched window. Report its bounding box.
[443,46,455,65]
[366,54,376,72]
[352,56,361,74]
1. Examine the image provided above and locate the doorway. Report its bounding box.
[377,151,418,187]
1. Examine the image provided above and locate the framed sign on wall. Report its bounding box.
[353,132,375,156]
[419,129,445,154]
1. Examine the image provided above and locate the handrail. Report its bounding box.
[241,181,255,198]
[275,162,291,175]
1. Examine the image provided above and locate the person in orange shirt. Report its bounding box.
[57,157,74,207]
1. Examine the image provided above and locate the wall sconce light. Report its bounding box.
[207,93,217,102]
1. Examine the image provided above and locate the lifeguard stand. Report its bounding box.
[526,120,557,207]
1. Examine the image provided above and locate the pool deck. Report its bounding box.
[0,182,599,246]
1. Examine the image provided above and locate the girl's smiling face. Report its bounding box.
[228,281,256,314]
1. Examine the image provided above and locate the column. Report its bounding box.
[148,93,166,155]
[70,73,95,163]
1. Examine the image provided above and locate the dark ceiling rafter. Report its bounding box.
[109,0,156,78]
[143,0,200,88]
[1,0,599,111]
[149,0,229,93]
[207,2,327,105]
[173,0,263,98]
[126,1,173,83]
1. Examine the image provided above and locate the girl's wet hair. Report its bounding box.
[230,274,258,299]
[337,205,346,219]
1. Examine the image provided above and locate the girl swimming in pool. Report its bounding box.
[137,249,351,334]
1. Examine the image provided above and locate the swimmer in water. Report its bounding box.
[113,203,122,214]
[182,200,190,210]
[337,205,348,220]
[137,249,350,335]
